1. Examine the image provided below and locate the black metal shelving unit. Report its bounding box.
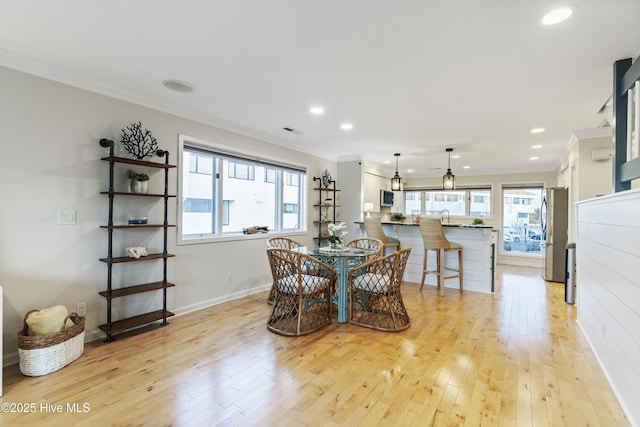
[312,175,340,242]
[98,138,176,342]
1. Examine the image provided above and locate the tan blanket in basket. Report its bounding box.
[26,305,74,336]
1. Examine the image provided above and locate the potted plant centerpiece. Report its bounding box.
[127,169,150,193]
[323,222,348,249]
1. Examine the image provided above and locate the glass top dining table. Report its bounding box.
[294,246,376,323]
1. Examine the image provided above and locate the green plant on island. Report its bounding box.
[472,218,485,225]
[391,212,406,222]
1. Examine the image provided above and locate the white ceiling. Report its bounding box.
[1,1,639,179]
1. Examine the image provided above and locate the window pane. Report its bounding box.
[197,156,213,175]
[424,190,465,215]
[265,168,276,183]
[403,189,491,217]
[182,151,215,235]
[181,140,307,240]
[502,187,543,254]
[470,190,491,216]
[403,191,421,215]
[285,171,299,187]
[222,200,230,226]
[222,160,275,233]
[228,160,255,180]
[183,198,212,213]
[282,172,302,229]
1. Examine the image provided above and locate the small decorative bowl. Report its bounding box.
[128,217,148,225]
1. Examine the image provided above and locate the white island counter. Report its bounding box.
[356,222,496,293]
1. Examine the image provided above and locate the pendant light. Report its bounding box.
[442,148,455,190]
[390,153,403,191]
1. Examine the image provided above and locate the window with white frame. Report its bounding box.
[501,185,543,255]
[179,136,307,241]
[403,188,492,217]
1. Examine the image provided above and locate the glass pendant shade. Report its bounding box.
[390,153,403,191]
[443,170,455,190]
[391,173,402,191]
[442,148,455,190]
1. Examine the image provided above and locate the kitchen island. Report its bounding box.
[355,221,495,293]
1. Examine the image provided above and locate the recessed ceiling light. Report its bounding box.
[532,144,543,149]
[463,165,470,169]
[530,128,545,134]
[452,155,460,159]
[310,106,324,115]
[162,79,195,93]
[530,156,539,160]
[407,169,414,173]
[542,7,575,26]
[340,123,353,130]
[384,160,391,164]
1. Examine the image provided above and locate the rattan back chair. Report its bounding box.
[266,248,336,336]
[348,247,412,332]
[266,237,302,250]
[345,238,384,261]
[363,217,401,255]
[266,237,302,303]
[418,217,463,292]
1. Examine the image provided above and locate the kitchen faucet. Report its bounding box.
[441,209,450,223]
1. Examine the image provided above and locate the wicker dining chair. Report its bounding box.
[266,237,302,304]
[348,247,412,332]
[266,248,336,336]
[363,217,401,255]
[344,238,384,261]
[266,237,302,250]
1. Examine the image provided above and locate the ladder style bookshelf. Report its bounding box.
[98,138,176,342]
[313,172,340,243]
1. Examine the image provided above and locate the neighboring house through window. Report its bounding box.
[179,135,306,242]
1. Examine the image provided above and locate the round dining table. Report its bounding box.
[294,246,376,323]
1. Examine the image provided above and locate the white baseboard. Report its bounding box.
[3,284,272,368]
[497,254,543,268]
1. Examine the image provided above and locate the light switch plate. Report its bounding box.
[57,210,76,225]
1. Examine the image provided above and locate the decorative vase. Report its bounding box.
[129,179,149,194]
[330,239,342,249]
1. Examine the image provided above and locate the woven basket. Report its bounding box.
[17,311,86,376]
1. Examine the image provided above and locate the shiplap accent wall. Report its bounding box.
[576,189,640,426]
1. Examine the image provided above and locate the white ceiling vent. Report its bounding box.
[591,148,612,161]
[162,79,195,93]
[282,127,303,135]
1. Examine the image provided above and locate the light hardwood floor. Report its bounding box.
[2,265,629,426]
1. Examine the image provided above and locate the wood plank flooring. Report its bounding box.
[2,265,630,426]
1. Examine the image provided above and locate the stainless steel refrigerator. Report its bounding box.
[540,187,568,282]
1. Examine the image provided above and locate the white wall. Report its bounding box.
[556,129,613,244]
[336,161,363,240]
[575,189,640,426]
[0,66,334,363]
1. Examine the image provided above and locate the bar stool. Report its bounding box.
[363,217,400,255]
[418,217,463,292]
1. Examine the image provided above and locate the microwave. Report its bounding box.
[380,190,394,207]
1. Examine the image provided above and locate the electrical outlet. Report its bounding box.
[226,273,232,283]
[77,302,87,316]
